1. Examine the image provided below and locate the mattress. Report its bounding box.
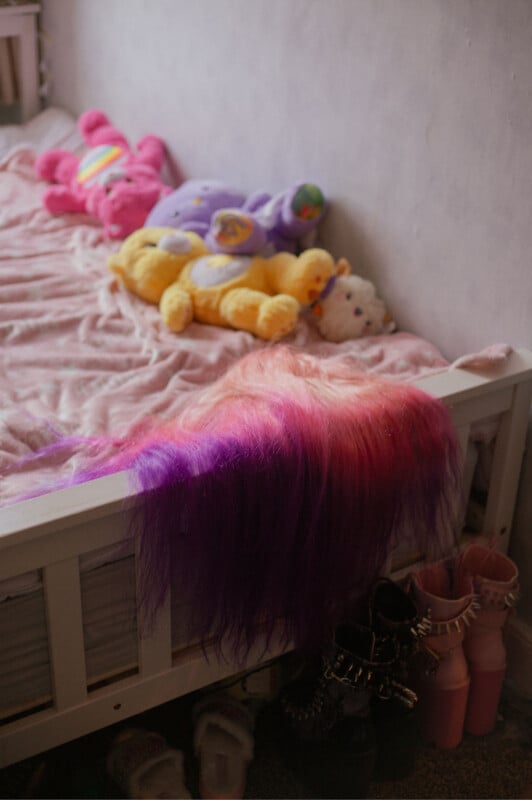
[0,107,462,509]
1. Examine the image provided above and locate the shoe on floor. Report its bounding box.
[193,692,254,800]
[106,727,191,799]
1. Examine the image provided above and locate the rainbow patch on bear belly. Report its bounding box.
[77,145,127,186]
[189,255,252,287]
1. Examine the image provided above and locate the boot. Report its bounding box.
[460,543,519,736]
[369,578,430,780]
[410,557,476,749]
[277,622,411,799]
[369,577,432,679]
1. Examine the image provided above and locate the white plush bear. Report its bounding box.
[313,267,396,342]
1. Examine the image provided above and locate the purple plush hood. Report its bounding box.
[145,178,246,234]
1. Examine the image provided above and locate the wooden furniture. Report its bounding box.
[0,3,40,121]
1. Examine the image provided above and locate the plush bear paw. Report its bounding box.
[160,285,194,332]
[35,150,79,184]
[43,186,87,215]
[256,295,299,340]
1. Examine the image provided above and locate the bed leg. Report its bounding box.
[483,383,532,553]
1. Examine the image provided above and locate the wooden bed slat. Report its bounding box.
[483,381,532,553]
[43,558,87,710]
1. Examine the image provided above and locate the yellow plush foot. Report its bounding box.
[160,285,193,332]
[256,295,300,340]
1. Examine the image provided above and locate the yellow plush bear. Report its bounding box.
[109,227,339,340]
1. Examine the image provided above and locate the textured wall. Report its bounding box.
[40,0,532,616]
[40,0,532,359]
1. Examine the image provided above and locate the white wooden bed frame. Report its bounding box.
[1,347,531,768]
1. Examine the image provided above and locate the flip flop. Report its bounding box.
[107,727,191,799]
[193,693,254,800]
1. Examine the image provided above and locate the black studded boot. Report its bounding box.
[275,622,414,799]
[368,577,431,782]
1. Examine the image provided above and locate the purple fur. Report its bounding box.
[5,349,463,660]
[126,390,462,660]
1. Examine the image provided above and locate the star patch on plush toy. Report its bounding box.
[146,179,327,256]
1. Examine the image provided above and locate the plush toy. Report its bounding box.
[109,227,339,340]
[145,180,326,256]
[228,182,327,255]
[35,109,173,239]
[312,271,396,342]
[145,178,247,236]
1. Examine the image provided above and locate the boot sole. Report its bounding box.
[418,679,470,749]
[465,667,505,736]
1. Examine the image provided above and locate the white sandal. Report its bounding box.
[193,694,254,800]
[107,727,191,799]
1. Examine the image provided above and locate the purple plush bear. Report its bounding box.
[145,179,326,255]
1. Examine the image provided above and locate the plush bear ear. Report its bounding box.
[336,257,351,276]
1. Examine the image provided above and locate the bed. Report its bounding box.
[1,109,531,769]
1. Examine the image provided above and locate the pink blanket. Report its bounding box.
[0,146,500,506]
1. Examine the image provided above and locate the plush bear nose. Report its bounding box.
[158,232,192,254]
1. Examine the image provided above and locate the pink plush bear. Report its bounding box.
[35,110,173,239]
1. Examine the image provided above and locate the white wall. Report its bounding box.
[41,0,532,620]
[41,0,531,361]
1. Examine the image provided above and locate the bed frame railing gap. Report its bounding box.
[135,539,173,677]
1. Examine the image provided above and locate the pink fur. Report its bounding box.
[4,345,462,653]
[120,346,463,652]
[35,109,173,239]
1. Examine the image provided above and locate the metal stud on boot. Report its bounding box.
[460,542,519,736]
[370,577,432,677]
[281,623,403,741]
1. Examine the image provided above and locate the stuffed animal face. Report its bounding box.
[145,179,246,233]
[108,227,209,303]
[314,274,396,342]
[85,165,171,239]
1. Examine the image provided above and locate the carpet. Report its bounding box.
[1,681,530,799]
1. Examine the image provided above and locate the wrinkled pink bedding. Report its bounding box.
[0,146,505,506]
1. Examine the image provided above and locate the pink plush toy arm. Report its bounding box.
[35,149,87,214]
[134,135,166,171]
[42,185,88,215]
[35,149,79,185]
